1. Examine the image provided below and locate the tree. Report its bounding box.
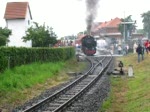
[136,29,146,36]
[0,27,12,46]
[118,15,136,42]
[141,11,150,39]
[22,22,57,47]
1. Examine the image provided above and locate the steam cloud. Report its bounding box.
[86,0,100,34]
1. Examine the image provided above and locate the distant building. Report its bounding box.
[4,2,32,47]
[92,17,122,36]
[91,17,144,44]
[75,34,85,47]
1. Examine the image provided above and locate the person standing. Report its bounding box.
[133,42,138,53]
[126,44,129,54]
[136,44,144,63]
[118,45,122,55]
[110,44,114,54]
[144,40,149,54]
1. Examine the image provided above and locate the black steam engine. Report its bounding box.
[81,35,97,56]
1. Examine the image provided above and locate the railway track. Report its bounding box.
[20,55,112,112]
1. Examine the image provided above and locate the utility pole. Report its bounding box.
[121,21,135,42]
[123,11,125,45]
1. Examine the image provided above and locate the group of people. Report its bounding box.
[105,40,150,63]
[116,40,149,63]
[117,44,129,55]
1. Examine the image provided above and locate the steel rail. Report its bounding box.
[22,56,104,112]
[53,56,112,112]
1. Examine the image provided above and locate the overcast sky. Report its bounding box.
[0,0,150,37]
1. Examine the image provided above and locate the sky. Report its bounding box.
[0,0,150,37]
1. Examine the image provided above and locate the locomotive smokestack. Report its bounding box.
[86,0,100,35]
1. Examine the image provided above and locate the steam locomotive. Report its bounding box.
[81,35,97,56]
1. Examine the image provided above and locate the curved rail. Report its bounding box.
[22,56,103,112]
[53,56,112,112]
[22,54,113,112]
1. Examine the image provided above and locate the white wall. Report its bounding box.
[7,6,32,47]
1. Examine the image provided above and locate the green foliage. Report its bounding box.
[22,22,57,47]
[0,53,7,72]
[0,27,12,46]
[100,94,113,112]
[136,29,146,35]
[0,46,75,72]
[0,57,86,111]
[141,11,150,39]
[0,62,64,92]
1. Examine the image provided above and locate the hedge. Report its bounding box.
[0,46,75,72]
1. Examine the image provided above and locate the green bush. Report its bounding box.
[0,47,75,72]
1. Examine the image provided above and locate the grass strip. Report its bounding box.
[100,53,150,112]
[0,58,87,111]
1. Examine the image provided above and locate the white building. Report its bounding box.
[4,2,32,47]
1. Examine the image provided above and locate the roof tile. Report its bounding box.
[4,2,32,19]
[97,17,121,29]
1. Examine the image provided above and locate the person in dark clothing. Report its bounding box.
[136,44,144,63]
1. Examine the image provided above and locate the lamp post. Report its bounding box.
[123,21,126,44]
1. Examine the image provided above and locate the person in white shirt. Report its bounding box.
[118,45,122,54]
[133,42,138,53]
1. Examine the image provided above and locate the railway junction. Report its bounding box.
[12,49,116,112]
[2,48,149,112]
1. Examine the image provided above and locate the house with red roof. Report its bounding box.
[91,17,144,44]
[4,2,32,47]
[91,18,123,43]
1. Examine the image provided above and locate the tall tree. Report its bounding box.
[0,27,12,46]
[136,29,146,36]
[118,15,136,42]
[22,22,57,47]
[141,11,150,39]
